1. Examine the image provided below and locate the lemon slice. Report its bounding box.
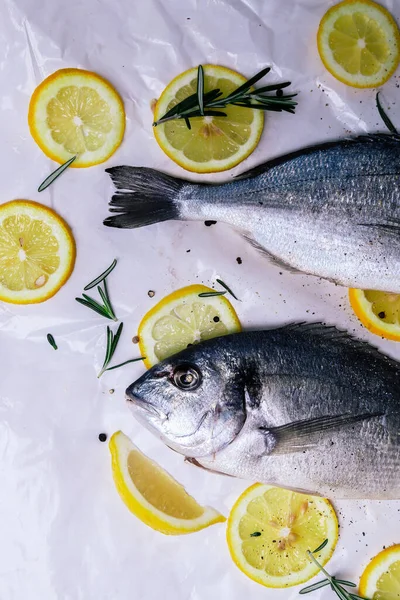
[317,0,400,88]
[227,484,338,588]
[153,65,264,173]
[109,431,225,535]
[137,284,241,368]
[349,288,400,340]
[359,545,400,599]
[29,68,125,167]
[0,200,75,304]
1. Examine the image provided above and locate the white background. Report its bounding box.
[1,0,400,598]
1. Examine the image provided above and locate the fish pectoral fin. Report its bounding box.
[184,457,234,477]
[262,412,384,455]
[241,233,304,275]
[359,221,400,235]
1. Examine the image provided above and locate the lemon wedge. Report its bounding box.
[109,431,225,535]
[349,288,400,341]
[359,545,400,599]
[317,0,400,88]
[0,200,75,304]
[227,484,338,588]
[137,284,241,368]
[29,68,125,167]
[153,65,264,173]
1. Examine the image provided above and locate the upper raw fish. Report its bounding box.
[104,134,400,292]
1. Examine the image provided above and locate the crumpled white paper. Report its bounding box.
[1,0,400,598]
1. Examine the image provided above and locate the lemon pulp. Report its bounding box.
[0,214,60,291]
[227,484,338,588]
[109,431,225,535]
[127,449,203,519]
[47,85,113,154]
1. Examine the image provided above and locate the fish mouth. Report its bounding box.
[126,393,168,421]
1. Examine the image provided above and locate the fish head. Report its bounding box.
[126,347,246,458]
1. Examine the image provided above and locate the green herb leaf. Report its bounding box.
[75,297,112,319]
[110,322,124,356]
[38,156,76,192]
[250,531,261,537]
[47,333,58,350]
[313,539,329,554]
[84,259,117,290]
[198,291,227,297]
[216,278,239,300]
[299,579,331,594]
[224,66,271,100]
[197,65,205,116]
[98,322,123,377]
[334,580,357,588]
[376,92,398,134]
[104,357,146,372]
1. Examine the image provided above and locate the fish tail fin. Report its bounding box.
[103,166,188,229]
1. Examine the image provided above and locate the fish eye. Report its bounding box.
[172,364,201,391]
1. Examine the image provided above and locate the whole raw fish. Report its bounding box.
[104,134,400,292]
[126,324,400,499]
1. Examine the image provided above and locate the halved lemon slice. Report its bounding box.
[349,288,400,340]
[359,545,400,599]
[227,484,338,588]
[153,65,264,173]
[137,284,241,368]
[0,200,75,304]
[109,431,225,535]
[29,68,125,167]
[317,0,400,88]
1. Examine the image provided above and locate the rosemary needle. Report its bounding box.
[198,291,227,298]
[216,278,239,300]
[84,259,117,290]
[376,92,398,134]
[38,155,76,192]
[47,333,58,350]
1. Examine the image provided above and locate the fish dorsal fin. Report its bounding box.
[278,321,400,368]
[235,133,400,180]
[261,412,384,455]
[350,132,400,144]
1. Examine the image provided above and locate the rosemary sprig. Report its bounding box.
[153,65,297,129]
[97,322,144,377]
[76,260,118,321]
[38,155,76,192]
[299,539,367,600]
[47,333,58,350]
[376,92,398,134]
